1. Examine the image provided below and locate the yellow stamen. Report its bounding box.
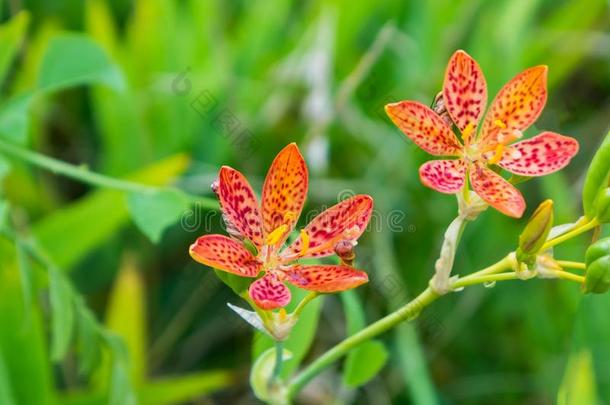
[299,230,310,256]
[461,122,475,144]
[266,224,288,245]
[278,308,287,321]
[488,144,505,165]
[494,119,507,129]
[283,211,297,221]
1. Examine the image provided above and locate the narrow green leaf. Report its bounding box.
[76,305,102,376]
[557,349,598,405]
[38,34,125,92]
[0,351,16,405]
[137,371,234,405]
[583,132,610,218]
[0,10,30,85]
[105,257,147,383]
[104,335,137,405]
[0,92,34,143]
[0,199,8,230]
[126,189,190,243]
[49,267,75,361]
[15,240,33,325]
[343,340,389,387]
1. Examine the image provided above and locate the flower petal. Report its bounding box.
[469,162,525,218]
[385,101,462,156]
[443,50,487,131]
[494,132,579,176]
[282,195,373,259]
[285,264,368,293]
[217,166,264,249]
[248,273,291,310]
[479,66,547,148]
[419,159,467,194]
[261,143,308,246]
[189,235,261,277]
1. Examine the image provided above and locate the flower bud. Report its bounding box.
[594,187,610,223]
[516,200,554,266]
[335,240,356,266]
[584,237,610,294]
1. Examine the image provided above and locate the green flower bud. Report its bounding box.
[584,238,610,294]
[517,200,554,266]
[594,187,610,223]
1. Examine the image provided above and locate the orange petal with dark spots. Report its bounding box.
[217,166,264,249]
[443,50,487,131]
[285,264,369,292]
[479,66,548,149]
[261,143,308,246]
[189,235,261,277]
[248,273,291,309]
[494,132,579,176]
[469,162,525,218]
[419,159,467,194]
[282,195,373,259]
[385,101,462,156]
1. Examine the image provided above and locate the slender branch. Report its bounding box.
[551,270,585,284]
[556,260,586,271]
[451,272,519,289]
[286,287,439,398]
[292,292,318,317]
[0,139,217,208]
[542,218,600,250]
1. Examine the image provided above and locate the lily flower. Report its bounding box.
[385,50,579,218]
[190,143,372,310]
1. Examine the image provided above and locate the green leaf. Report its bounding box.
[0,351,16,405]
[583,132,610,218]
[252,287,323,377]
[49,267,75,361]
[76,305,102,376]
[126,189,190,244]
[15,240,34,325]
[0,199,8,230]
[557,349,598,405]
[105,335,137,405]
[250,347,292,401]
[0,92,34,143]
[343,340,389,387]
[38,33,125,93]
[0,154,10,182]
[33,154,190,269]
[137,371,234,405]
[340,290,389,387]
[0,10,30,85]
[104,258,147,384]
[214,270,252,295]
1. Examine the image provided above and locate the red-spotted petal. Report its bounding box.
[261,143,308,246]
[385,101,462,156]
[189,235,261,277]
[285,264,368,293]
[469,162,526,218]
[248,273,291,310]
[282,195,373,259]
[479,66,548,149]
[217,166,264,249]
[443,50,487,131]
[419,159,467,194]
[493,132,579,176]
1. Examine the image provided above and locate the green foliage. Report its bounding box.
[583,133,610,218]
[127,190,190,243]
[250,347,293,402]
[0,10,29,85]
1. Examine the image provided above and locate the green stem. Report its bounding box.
[287,287,440,398]
[291,292,318,317]
[556,260,586,271]
[451,271,518,289]
[0,139,217,208]
[542,218,600,250]
[272,341,284,383]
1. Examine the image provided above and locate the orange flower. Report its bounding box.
[386,50,579,218]
[190,144,372,310]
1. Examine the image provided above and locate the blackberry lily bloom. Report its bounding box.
[385,50,579,218]
[189,144,372,310]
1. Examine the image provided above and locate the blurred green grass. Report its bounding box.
[0,0,609,403]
